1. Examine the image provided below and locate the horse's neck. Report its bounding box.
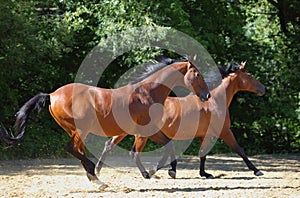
[224,75,239,107]
[143,64,186,86]
[212,75,238,107]
[137,65,186,103]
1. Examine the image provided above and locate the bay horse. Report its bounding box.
[96,61,265,179]
[0,56,211,188]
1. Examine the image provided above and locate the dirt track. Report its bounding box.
[0,154,299,197]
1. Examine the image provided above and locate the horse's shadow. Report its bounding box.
[71,183,297,194]
[138,185,297,193]
[170,174,283,180]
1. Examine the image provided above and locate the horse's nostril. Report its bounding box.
[207,93,211,99]
[200,92,210,102]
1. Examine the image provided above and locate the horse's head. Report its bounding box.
[228,62,265,96]
[155,55,210,102]
[183,58,211,102]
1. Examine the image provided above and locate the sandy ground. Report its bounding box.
[0,154,299,198]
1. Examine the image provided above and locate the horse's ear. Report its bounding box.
[187,62,192,70]
[187,54,197,70]
[188,54,197,63]
[240,61,246,69]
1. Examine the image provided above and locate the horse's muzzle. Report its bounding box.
[200,92,211,102]
[257,86,266,96]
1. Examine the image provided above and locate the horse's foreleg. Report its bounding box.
[221,129,263,176]
[130,136,150,179]
[96,134,127,175]
[236,147,263,176]
[199,138,214,179]
[199,155,214,178]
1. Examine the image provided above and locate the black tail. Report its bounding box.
[0,93,50,146]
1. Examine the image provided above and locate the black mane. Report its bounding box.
[130,56,188,84]
[156,55,188,65]
[218,62,241,78]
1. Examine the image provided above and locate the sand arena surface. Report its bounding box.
[0,154,299,197]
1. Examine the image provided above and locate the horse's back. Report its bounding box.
[48,83,109,130]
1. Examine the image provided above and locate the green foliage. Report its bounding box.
[0,0,73,158]
[0,0,299,159]
[229,0,300,154]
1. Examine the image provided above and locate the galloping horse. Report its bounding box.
[0,57,210,187]
[96,61,266,179]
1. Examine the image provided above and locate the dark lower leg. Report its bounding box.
[169,160,177,172]
[168,161,177,179]
[221,130,263,176]
[199,155,213,178]
[65,140,97,181]
[236,146,262,175]
[199,138,214,178]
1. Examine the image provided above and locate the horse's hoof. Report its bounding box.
[95,167,103,176]
[97,183,109,191]
[87,172,99,181]
[255,170,264,176]
[200,172,214,179]
[95,165,100,174]
[150,174,160,179]
[87,173,108,191]
[91,180,108,191]
[149,168,157,177]
[168,169,176,179]
[142,171,150,179]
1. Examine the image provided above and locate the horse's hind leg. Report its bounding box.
[168,142,177,178]
[130,136,150,179]
[157,141,177,179]
[220,129,263,176]
[148,132,177,178]
[96,134,127,175]
[64,132,99,182]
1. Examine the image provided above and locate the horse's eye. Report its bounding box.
[195,73,200,78]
